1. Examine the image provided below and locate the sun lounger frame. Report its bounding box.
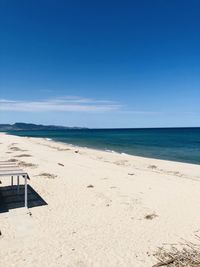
[0,161,29,208]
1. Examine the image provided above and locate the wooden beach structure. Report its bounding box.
[0,161,30,208]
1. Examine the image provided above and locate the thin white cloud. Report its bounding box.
[0,96,170,115]
[116,110,160,115]
[0,97,121,113]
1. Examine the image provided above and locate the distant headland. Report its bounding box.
[0,123,87,131]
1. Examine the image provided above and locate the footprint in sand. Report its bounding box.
[114,160,130,166]
[18,161,38,168]
[37,173,57,179]
[148,165,157,170]
[15,154,32,158]
[94,192,112,207]
[8,159,18,162]
[9,146,28,152]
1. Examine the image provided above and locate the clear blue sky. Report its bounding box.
[0,0,200,128]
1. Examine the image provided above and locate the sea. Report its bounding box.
[7,128,200,165]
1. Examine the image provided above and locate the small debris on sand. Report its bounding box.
[128,173,135,176]
[58,163,64,167]
[87,184,94,188]
[145,213,158,220]
[74,150,79,153]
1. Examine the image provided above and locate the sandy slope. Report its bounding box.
[0,132,200,267]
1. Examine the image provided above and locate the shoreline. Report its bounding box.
[1,133,200,266]
[5,131,200,166]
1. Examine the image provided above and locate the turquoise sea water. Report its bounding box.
[7,128,200,165]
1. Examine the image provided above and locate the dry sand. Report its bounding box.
[0,132,200,267]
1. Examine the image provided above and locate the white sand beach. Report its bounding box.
[1,132,200,267]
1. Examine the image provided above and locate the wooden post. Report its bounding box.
[24,175,28,208]
[17,176,19,194]
[11,175,13,186]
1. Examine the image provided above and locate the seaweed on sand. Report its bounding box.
[153,236,200,267]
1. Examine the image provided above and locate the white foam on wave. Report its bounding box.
[105,149,116,153]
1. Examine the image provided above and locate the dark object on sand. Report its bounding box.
[58,163,64,167]
[87,185,94,188]
[145,213,158,220]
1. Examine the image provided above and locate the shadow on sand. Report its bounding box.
[0,184,47,213]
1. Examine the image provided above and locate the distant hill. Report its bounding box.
[0,123,87,131]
